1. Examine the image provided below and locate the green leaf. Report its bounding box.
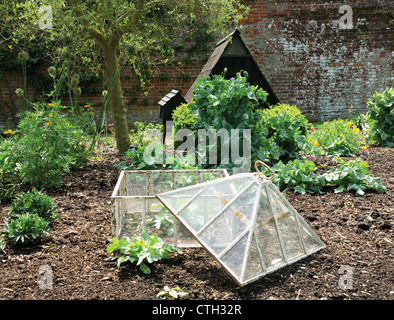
[139,263,151,274]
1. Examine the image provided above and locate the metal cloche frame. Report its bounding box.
[156,164,326,286]
[111,169,229,248]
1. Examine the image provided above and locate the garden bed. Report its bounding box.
[0,146,392,300]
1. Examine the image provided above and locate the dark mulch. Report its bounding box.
[0,147,393,300]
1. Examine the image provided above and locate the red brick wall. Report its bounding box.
[1,0,393,126]
[241,0,393,121]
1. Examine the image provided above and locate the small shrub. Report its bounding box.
[106,230,182,274]
[172,103,198,133]
[305,119,363,157]
[0,214,51,249]
[7,189,58,223]
[258,104,308,162]
[367,86,394,147]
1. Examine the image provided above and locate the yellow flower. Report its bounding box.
[329,129,333,133]
[310,126,314,130]
[83,104,90,108]
[353,127,360,133]
[362,146,368,150]
[347,121,353,127]
[313,141,319,147]
[350,105,354,108]
[349,110,352,113]
[46,122,52,126]
[79,142,86,146]
[3,129,14,135]
[48,103,55,107]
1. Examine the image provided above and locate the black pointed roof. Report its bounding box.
[184,29,279,107]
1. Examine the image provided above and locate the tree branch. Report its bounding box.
[115,0,146,38]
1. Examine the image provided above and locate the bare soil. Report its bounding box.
[0,147,393,300]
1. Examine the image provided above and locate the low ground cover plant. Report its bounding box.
[106,230,182,274]
[263,158,386,196]
[305,119,363,157]
[0,189,58,250]
[0,214,51,249]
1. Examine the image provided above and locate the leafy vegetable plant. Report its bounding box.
[324,158,387,196]
[367,86,394,147]
[106,230,182,274]
[263,159,324,194]
[262,158,386,196]
[0,214,51,249]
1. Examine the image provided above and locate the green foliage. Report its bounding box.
[157,286,188,300]
[118,143,199,171]
[258,104,308,162]
[172,103,198,133]
[263,158,386,196]
[190,71,268,130]
[7,189,58,223]
[0,139,21,202]
[186,71,280,170]
[324,158,386,196]
[0,214,51,249]
[6,101,92,189]
[367,87,394,147]
[106,230,182,274]
[264,159,324,195]
[305,119,363,157]
[129,121,164,146]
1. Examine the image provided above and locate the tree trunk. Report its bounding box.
[103,42,131,154]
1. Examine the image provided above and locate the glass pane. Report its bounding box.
[243,233,264,282]
[221,232,250,280]
[158,187,202,214]
[150,172,174,195]
[145,198,174,245]
[255,187,285,268]
[126,173,148,196]
[198,184,257,255]
[175,172,200,188]
[174,178,254,234]
[176,222,201,247]
[200,171,226,182]
[118,198,142,238]
[268,186,305,261]
[298,217,324,253]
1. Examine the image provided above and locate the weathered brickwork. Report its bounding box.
[242,0,393,121]
[1,0,392,126]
